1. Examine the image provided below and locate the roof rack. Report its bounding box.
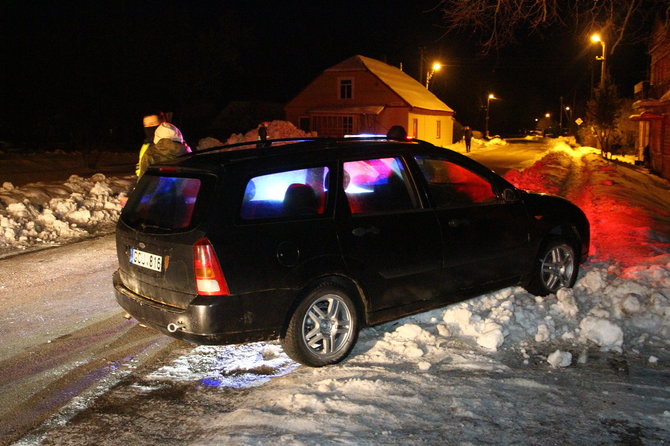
[185,135,418,158]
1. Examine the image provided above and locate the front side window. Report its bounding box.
[240,167,329,220]
[343,157,416,214]
[415,156,497,207]
[123,175,202,231]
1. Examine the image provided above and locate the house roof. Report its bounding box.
[326,55,454,113]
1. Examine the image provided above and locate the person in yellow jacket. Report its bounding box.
[138,121,192,177]
[136,114,191,176]
[136,113,162,176]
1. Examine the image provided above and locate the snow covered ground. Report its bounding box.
[3,133,670,445]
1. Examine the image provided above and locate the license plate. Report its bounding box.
[130,248,162,272]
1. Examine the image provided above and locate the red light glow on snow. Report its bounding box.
[504,151,670,268]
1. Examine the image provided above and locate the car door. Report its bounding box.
[223,164,344,293]
[413,155,530,293]
[336,156,443,313]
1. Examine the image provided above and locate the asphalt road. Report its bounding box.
[0,235,179,446]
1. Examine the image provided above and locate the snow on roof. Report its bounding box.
[326,55,454,113]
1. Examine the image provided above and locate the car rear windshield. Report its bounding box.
[122,175,203,231]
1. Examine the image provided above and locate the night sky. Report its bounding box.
[1,0,650,149]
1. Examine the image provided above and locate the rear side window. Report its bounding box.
[414,156,496,207]
[343,157,417,214]
[123,175,202,231]
[240,167,329,220]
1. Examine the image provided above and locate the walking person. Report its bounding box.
[463,126,473,153]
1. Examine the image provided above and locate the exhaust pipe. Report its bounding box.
[167,321,186,333]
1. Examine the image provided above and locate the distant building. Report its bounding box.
[284,55,455,147]
[631,22,670,179]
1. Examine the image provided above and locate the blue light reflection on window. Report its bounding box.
[245,169,307,201]
[343,157,401,194]
[243,167,329,202]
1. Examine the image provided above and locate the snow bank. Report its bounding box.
[0,174,133,256]
[197,120,317,150]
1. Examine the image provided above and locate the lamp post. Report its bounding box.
[485,93,497,138]
[425,62,442,89]
[564,106,572,135]
[591,34,607,88]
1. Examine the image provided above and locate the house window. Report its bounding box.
[412,118,418,139]
[312,115,355,137]
[339,79,353,99]
[436,120,441,139]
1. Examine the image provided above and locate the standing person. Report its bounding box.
[136,112,164,176]
[257,121,270,148]
[138,122,191,177]
[386,125,407,141]
[463,126,473,153]
[135,112,189,176]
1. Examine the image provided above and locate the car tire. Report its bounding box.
[282,283,359,367]
[525,238,578,296]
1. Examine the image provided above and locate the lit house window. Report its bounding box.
[339,79,353,99]
[412,118,418,139]
[312,115,354,137]
[436,120,441,139]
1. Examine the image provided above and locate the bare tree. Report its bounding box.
[437,0,669,56]
[586,75,622,158]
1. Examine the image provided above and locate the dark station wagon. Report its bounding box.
[113,137,589,367]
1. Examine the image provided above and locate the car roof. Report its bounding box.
[145,137,499,181]
[174,138,437,165]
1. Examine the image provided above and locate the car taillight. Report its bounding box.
[193,238,229,295]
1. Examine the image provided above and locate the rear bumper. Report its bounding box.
[113,270,290,345]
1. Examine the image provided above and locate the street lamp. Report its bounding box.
[485,93,497,138]
[563,106,573,135]
[564,106,572,122]
[425,62,442,89]
[591,33,607,88]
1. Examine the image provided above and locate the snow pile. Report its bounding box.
[484,136,508,147]
[0,174,133,256]
[197,120,317,150]
[433,264,669,356]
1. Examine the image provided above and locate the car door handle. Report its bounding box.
[448,218,470,228]
[352,225,380,237]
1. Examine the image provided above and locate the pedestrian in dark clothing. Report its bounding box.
[387,125,407,141]
[257,122,270,148]
[463,126,473,153]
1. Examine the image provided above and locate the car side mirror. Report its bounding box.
[502,188,519,202]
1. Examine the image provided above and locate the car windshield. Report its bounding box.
[122,175,203,231]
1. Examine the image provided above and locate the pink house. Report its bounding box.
[285,55,455,147]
